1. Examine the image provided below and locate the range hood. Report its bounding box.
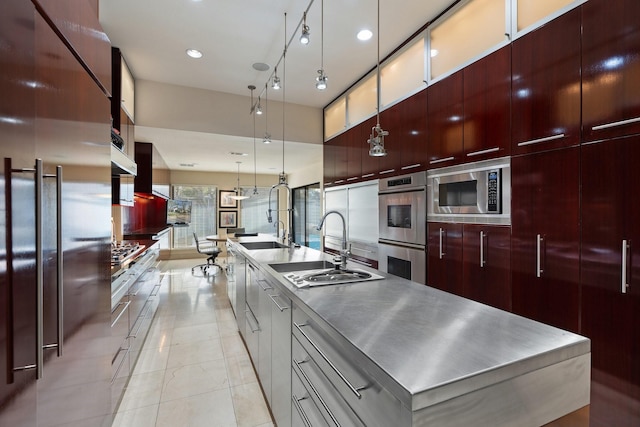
[111,144,137,176]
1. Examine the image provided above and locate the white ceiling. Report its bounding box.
[99,0,453,174]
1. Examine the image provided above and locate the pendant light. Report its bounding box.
[253,95,259,195]
[315,0,327,90]
[300,11,310,45]
[230,161,249,200]
[367,0,388,157]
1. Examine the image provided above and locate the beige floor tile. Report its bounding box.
[221,333,248,359]
[166,338,225,369]
[118,370,165,412]
[171,322,220,346]
[161,360,229,403]
[230,382,272,427]
[225,353,258,388]
[217,318,240,337]
[156,389,237,427]
[112,404,159,427]
[133,346,171,375]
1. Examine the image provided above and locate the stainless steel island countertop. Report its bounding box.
[232,236,590,425]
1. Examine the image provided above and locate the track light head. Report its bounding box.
[315,70,327,90]
[272,75,280,90]
[300,12,310,45]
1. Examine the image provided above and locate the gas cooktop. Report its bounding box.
[111,241,145,265]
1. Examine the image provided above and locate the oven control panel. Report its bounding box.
[487,169,500,213]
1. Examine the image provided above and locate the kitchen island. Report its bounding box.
[229,236,590,427]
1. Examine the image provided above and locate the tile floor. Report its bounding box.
[112,258,274,427]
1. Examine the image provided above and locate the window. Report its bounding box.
[347,73,377,126]
[381,35,426,107]
[293,183,322,249]
[516,0,576,33]
[325,98,346,140]
[430,0,508,80]
[240,187,277,235]
[171,185,217,248]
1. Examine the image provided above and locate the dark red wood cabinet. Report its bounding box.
[426,70,464,168]
[360,116,380,179]
[511,147,580,333]
[462,224,511,311]
[463,45,511,161]
[581,135,640,426]
[398,88,428,171]
[427,222,463,296]
[582,0,640,142]
[345,125,362,181]
[377,105,402,176]
[511,8,581,155]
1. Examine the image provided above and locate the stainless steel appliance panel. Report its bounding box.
[428,157,511,225]
[379,172,427,246]
[378,241,427,285]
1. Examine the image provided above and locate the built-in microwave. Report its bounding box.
[427,157,511,225]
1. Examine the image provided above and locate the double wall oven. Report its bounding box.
[378,171,427,284]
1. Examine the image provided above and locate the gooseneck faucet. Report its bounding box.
[316,210,350,270]
[276,220,286,242]
[267,180,294,247]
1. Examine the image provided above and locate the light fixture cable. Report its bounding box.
[367,0,388,157]
[316,0,327,90]
[263,82,271,143]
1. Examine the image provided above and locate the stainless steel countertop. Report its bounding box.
[231,236,590,412]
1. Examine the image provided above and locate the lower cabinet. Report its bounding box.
[110,245,163,415]
[427,222,464,296]
[245,262,292,427]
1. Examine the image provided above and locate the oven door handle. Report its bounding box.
[378,239,425,250]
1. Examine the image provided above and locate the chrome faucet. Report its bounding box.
[267,178,295,248]
[275,220,286,242]
[316,210,350,270]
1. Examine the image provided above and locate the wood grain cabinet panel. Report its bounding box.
[462,224,511,311]
[360,117,380,180]
[581,135,640,425]
[377,105,402,176]
[427,222,463,296]
[399,88,428,171]
[463,45,511,161]
[427,70,463,168]
[511,8,581,155]
[323,138,336,186]
[582,0,640,141]
[511,147,580,333]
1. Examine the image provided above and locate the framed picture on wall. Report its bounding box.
[219,190,237,208]
[218,211,237,228]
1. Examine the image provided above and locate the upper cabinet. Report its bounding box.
[427,70,464,168]
[111,48,135,139]
[463,45,511,161]
[511,7,581,155]
[582,0,640,141]
[33,0,111,95]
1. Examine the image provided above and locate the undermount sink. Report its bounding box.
[270,261,385,288]
[269,260,335,273]
[239,241,288,250]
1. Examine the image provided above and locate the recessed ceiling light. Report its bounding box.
[252,62,270,71]
[357,29,373,41]
[186,49,203,59]
[430,49,439,58]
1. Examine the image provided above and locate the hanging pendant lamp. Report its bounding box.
[367,0,388,157]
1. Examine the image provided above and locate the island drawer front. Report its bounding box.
[292,336,365,427]
[292,306,408,427]
[292,362,331,427]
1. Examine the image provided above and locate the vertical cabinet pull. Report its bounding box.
[480,231,486,267]
[35,159,44,379]
[439,228,445,259]
[536,234,545,278]
[622,240,630,294]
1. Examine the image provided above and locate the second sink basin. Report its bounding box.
[269,260,335,273]
[240,241,288,250]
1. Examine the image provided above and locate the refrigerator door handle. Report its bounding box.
[43,166,63,357]
[35,159,44,379]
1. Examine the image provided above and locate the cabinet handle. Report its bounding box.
[111,346,130,384]
[111,301,131,328]
[467,147,499,157]
[536,234,545,278]
[128,301,153,339]
[294,322,365,399]
[294,358,341,427]
[430,156,455,165]
[480,231,486,267]
[150,283,162,297]
[622,240,630,294]
[401,163,421,170]
[268,294,289,312]
[245,308,260,333]
[292,394,313,427]
[257,279,273,291]
[439,228,445,259]
[517,133,565,147]
[592,116,640,131]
